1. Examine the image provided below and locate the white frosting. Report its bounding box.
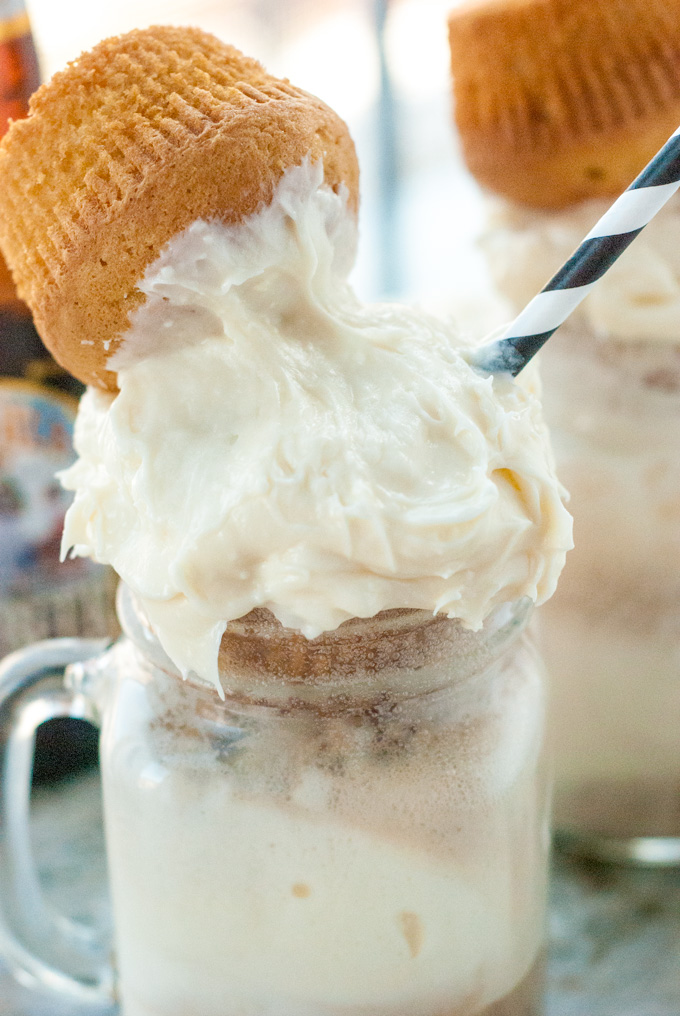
[484,198,680,342]
[60,160,571,692]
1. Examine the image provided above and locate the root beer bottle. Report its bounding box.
[0,0,116,657]
[0,0,46,381]
[0,0,80,393]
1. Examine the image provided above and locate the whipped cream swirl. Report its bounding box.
[60,161,572,692]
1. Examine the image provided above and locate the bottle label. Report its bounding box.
[0,379,92,595]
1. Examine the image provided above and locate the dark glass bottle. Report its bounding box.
[0,1,41,371]
[0,0,80,395]
[0,4,114,780]
[0,0,39,136]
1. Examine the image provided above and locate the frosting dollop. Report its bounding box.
[484,198,680,343]
[60,161,572,692]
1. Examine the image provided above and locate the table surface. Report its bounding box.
[1,772,679,1015]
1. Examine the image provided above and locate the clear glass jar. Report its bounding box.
[0,587,548,1016]
[539,325,680,862]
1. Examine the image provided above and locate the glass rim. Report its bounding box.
[114,582,533,706]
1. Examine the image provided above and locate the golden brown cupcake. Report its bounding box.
[448,0,680,208]
[0,26,359,390]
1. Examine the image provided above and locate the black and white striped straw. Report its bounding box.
[472,125,680,376]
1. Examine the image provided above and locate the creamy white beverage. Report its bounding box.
[97,598,547,1016]
[59,162,569,1015]
[0,21,570,1013]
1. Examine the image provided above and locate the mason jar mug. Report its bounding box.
[0,586,548,1016]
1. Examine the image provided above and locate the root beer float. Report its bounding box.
[449,0,680,858]
[0,26,571,1014]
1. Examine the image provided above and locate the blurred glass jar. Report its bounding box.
[0,586,548,1015]
[484,199,680,863]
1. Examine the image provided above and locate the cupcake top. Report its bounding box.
[0,25,358,390]
[448,0,680,208]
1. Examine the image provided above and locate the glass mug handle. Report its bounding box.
[0,637,115,1007]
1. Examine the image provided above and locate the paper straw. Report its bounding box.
[472,125,680,376]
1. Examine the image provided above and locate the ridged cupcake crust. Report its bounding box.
[449,0,680,208]
[0,26,359,389]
